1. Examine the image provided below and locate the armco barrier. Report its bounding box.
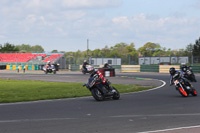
[159,65,180,73]
[191,66,200,73]
[12,65,16,70]
[0,65,6,70]
[10,65,13,70]
[25,65,28,70]
[6,65,10,70]
[121,65,140,72]
[28,65,33,70]
[140,65,159,72]
[70,65,80,71]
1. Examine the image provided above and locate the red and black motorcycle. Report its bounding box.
[83,75,120,101]
[173,77,197,97]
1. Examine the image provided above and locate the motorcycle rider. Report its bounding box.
[104,62,110,68]
[169,67,191,87]
[180,63,196,82]
[82,60,89,71]
[45,61,51,69]
[180,63,188,73]
[88,66,115,92]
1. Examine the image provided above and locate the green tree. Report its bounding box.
[138,42,161,57]
[51,50,59,53]
[125,43,138,56]
[185,44,193,54]
[31,45,44,53]
[91,49,102,57]
[15,44,32,53]
[193,37,200,56]
[0,42,19,52]
[110,42,128,57]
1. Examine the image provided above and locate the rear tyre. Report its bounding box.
[112,87,120,100]
[53,71,56,74]
[91,88,105,101]
[191,88,197,96]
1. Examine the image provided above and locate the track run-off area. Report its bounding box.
[0,71,200,133]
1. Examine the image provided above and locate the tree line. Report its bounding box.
[0,37,200,59]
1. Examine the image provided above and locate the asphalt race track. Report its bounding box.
[0,71,200,133]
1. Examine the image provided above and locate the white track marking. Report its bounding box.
[123,80,166,95]
[138,125,200,133]
[0,79,166,106]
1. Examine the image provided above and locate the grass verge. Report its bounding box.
[0,79,155,103]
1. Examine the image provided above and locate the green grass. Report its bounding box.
[0,79,154,103]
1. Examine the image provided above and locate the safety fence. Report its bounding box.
[69,65,200,73]
[5,65,44,70]
[2,64,200,73]
[69,65,121,72]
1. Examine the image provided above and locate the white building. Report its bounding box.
[90,57,121,65]
[139,56,188,65]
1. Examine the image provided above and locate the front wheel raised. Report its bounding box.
[91,88,105,101]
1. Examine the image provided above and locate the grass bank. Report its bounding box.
[0,79,155,103]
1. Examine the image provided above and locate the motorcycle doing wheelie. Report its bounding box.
[172,77,197,97]
[83,74,120,101]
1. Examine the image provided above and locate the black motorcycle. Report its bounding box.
[184,66,197,82]
[172,77,197,97]
[83,75,120,101]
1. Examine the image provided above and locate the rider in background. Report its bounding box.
[104,62,110,68]
[169,67,190,86]
[180,63,193,81]
[45,61,51,69]
[82,60,89,71]
[180,63,188,74]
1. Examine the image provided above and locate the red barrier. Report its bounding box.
[97,68,115,77]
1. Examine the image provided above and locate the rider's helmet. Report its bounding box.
[84,60,87,63]
[169,67,176,75]
[47,61,50,64]
[181,63,187,72]
[87,66,95,74]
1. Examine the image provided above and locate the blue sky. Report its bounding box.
[0,0,200,52]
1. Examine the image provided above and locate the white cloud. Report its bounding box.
[0,0,199,51]
[0,35,5,39]
[62,0,121,8]
[109,14,200,49]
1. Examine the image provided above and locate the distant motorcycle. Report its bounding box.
[81,65,93,74]
[83,75,120,101]
[184,66,197,82]
[43,65,56,74]
[172,77,197,97]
